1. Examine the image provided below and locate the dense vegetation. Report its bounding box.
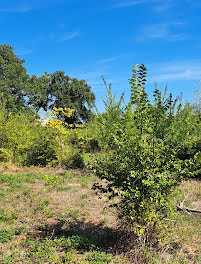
[0,45,200,263]
[0,44,95,123]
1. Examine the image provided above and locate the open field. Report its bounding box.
[0,166,200,264]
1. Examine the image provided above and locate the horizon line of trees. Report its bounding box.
[0,44,96,124]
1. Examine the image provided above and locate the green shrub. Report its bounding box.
[0,109,88,167]
[93,64,201,245]
[0,111,58,166]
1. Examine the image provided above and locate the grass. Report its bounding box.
[0,167,200,263]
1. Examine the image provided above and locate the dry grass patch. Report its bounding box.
[0,169,201,263]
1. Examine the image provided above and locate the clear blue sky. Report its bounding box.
[1,0,201,111]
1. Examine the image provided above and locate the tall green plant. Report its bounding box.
[94,64,184,245]
[95,76,125,150]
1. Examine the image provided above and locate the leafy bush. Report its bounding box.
[93,64,201,245]
[0,107,87,167]
[0,111,57,165]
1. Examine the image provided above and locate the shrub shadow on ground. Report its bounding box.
[28,218,150,263]
[30,218,127,253]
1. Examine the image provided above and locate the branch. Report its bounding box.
[177,194,201,213]
[177,205,201,214]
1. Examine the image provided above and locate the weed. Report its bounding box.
[66,208,81,220]
[79,176,90,187]
[57,186,71,192]
[0,191,5,199]
[64,235,96,251]
[102,218,109,225]
[81,194,88,199]
[35,198,50,212]
[0,208,17,223]
[63,251,76,262]
[0,229,15,243]
[44,174,61,186]
[63,171,74,181]
[22,186,31,196]
[0,172,44,193]
[85,251,119,263]
[44,209,55,217]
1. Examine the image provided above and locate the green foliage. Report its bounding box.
[28,71,96,124]
[0,111,57,165]
[0,107,88,167]
[85,251,119,263]
[95,76,125,150]
[0,227,24,243]
[44,175,61,186]
[194,87,201,111]
[93,64,201,244]
[0,208,17,223]
[0,229,15,243]
[0,44,31,113]
[0,44,96,167]
[0,44,95,124]
[0,172,43,188]
[167,102,201,178]
[64,235,96,251]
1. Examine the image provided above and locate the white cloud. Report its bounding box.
[112,0,200,12]
[149,61,201,82]
[113,0,174,10]
[59,32,79,41]
[153,70,199,81]
[72,71,105,91]
[113,0,148,8]
[138,22,189,42]
[96,56,121,64]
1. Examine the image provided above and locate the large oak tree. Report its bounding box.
[0,44,96,123]
[0,44,30,112]
[28,71,96,124]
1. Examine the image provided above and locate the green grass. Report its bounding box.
[0,172,44,192]
[57,186,71,192]
[66,208,81,220]
[63,171,74,181]
[0,229,15,243]
[0,208,17,223]
[81,194,88,199]
[0,170,200,264]
[85,251,120,263]
[0,234,122,263]
[0,227,25,243]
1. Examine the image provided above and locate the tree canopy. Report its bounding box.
[0,44,30,112]
[28,71,96,124]
[0,44,96,123]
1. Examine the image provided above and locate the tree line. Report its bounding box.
[0,44,95,123]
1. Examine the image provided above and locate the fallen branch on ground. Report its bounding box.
[177,205,201,214]
[177,193,201,213]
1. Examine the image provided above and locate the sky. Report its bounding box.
[1,0,201,111]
